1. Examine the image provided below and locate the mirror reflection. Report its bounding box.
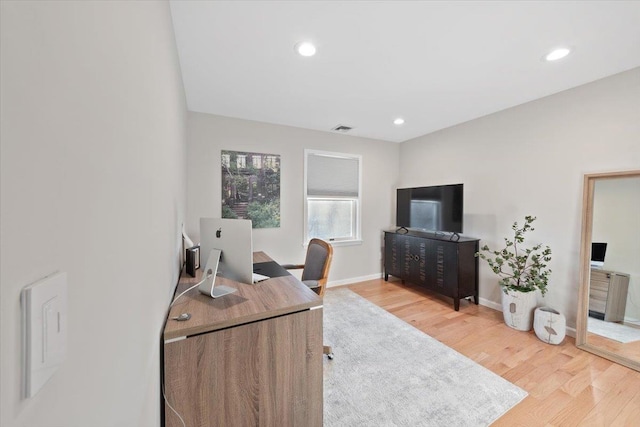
[585,175,640,363]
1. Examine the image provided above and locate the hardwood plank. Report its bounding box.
[547,385,607,426]
[343,278,640,426]
[526,389,575,425]
[610,386,640,427]
[578,370,640,425]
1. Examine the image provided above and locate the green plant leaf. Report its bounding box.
[477,215,551,296]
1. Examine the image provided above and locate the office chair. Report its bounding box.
[282,238,334,359]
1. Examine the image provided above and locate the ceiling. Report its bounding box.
[169,1,640,143]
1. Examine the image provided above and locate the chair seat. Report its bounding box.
[303,279,320,289]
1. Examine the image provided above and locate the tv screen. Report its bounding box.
[396,184,463,233]
[591,242,607,262]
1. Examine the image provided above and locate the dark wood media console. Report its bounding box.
[384,230,480,311]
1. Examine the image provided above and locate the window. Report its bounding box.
[305,150,362,244]
[265,155,278,170]
[236,155,246,169]
[252,155,262,169]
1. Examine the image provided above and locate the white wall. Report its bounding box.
[399,68,640,328]
[592,177,640,322]
[0,2,186,426]
[186,113,399,283]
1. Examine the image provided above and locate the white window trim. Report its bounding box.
[303,149,362,245]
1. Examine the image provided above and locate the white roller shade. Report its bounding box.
[307,152,360,197]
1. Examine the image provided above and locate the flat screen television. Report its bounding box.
[396,184,463,234]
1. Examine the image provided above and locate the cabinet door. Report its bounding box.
[424,240,458,296]
[164,309,323,427]
[606,274,629,322]
[457,241,479,298]
[403,235,427,285]
[384,233,405,278]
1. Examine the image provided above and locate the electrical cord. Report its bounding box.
[162,379,186,427]
[169,271,212,308]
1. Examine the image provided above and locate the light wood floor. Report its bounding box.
[341,278,640,426]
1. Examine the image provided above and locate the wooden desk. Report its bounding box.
[162,252,323,427]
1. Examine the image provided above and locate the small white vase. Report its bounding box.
[501,289,537,331]
[534,307,566,345]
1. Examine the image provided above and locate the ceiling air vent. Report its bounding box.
[331,125,353,133]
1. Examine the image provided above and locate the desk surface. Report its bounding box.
[164,251,322,341]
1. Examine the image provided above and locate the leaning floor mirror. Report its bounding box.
[576,170,640,371]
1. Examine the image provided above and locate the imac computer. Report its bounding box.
[590,242,607,269]
[200,218,255,285]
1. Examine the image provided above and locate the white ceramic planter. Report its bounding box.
[534,307,566,345]
[501,289,537,331]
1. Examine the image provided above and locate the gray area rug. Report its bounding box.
[323,288,527,427]
[588,317,640,343]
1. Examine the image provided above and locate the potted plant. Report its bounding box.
[476,215,552,331]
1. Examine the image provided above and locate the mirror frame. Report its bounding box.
[576,169,640,372]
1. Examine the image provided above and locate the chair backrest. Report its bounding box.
[301,238,333,297]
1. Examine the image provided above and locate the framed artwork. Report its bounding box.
[221,150,281,228]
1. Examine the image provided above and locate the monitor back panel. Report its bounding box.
[200,218,253,285]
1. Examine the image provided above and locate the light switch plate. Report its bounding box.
[21,271,67,398]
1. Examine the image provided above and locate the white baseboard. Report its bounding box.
[624,317,640,326]
[477,297,501,311]
[327,273,383,288]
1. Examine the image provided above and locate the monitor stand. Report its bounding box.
[198,249,237,298]
[210,285,237,298]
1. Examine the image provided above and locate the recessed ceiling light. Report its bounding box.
[545,47,571,61]
[295,41,316,57]
[393,118,405,125]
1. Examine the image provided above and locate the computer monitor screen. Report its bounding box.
[591,242,607,262]
[200,218,253,285]
[590,242,607,269]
